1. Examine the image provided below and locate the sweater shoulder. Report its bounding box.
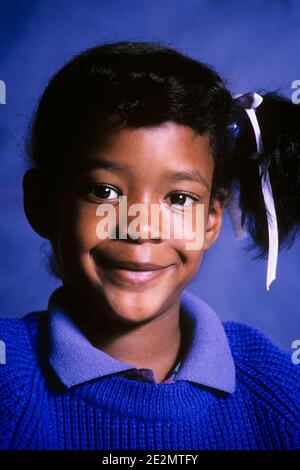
[0,311,47,400]
[223,320,300,387]
[223,321,300,436]
[0,312,47,448]
[223,320,298,367]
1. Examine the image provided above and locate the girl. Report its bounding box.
[0,41,299,450]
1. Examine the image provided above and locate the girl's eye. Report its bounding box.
[89,184,120,200]
[166,192,199,209]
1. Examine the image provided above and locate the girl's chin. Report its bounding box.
[102,290,166,323]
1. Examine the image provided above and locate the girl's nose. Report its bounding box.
[117,197,162,243]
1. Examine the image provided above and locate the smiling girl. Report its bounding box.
[0,41,299,450]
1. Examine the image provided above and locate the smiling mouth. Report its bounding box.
[99,261,176,285]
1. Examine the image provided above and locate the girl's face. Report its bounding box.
[50,121,224,324]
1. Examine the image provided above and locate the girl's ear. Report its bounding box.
[23,169,55,240]
[203,197,224,252]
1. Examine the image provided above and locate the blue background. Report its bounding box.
[0,0,299,350]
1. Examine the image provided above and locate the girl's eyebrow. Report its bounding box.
[79,158,123,173]
[166,170,210,191]
[79,158,209,190]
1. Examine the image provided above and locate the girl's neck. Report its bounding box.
[62,287,188,383]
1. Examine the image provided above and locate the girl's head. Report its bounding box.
[23,41,238,323]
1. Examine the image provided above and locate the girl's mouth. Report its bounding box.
[100,260,176,285]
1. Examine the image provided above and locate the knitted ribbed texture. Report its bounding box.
[0,311,299,450]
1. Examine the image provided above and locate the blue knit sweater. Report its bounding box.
[0,307,299,450]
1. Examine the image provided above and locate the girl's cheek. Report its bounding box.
[162,204,206,253]
[63,201,102,249]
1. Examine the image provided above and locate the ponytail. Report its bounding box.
[228,91,300,288]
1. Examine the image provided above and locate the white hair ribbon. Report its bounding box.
[229,92,278,291]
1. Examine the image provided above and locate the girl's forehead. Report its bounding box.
[78,122,214,172]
